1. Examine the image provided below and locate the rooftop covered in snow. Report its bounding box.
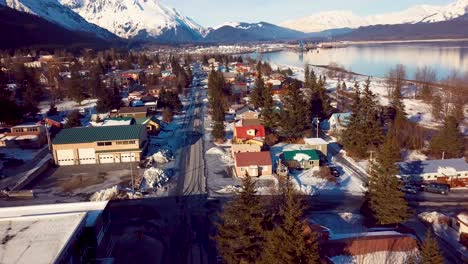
[398,158,468,175]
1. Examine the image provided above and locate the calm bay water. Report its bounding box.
[253,41,468,80]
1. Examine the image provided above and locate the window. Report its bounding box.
[97,141,112,146]
[240,168,245,172]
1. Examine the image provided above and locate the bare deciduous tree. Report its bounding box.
[386,64,406,98]
[414,66,437,101]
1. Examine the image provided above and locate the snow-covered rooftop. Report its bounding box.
[0,201,108,219]
[304,137,328,145]
[0,212,87,264]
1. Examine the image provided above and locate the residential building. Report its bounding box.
[453,212,468,247]
[101,117,136,127]
[234,151,272,177]
[118,106,148,119]
[231,143,261,157]
[232,82,248,94]
[304,137,328,157]
[233,125,266,146]
[52,125,147,166]
[398,158,468,187]
[135,116,161,135]
[324,112,352,131]
[282,149,320,170]
[237,119,263,127]
[120,69,144,84]
[0,123,47,149]
[222,72,238,83]
[0,201,108,264]
[228,104,245,114]
[235,106,260,120]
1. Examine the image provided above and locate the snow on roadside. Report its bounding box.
[291,169,365,196]
[89,185,119,201]
[142,167,169,189]
[216,185,241,194]
[151,148,174,164]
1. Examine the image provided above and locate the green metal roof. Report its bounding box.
[53,125,145,145]
[135,116,160,125]
[283,149,319,161]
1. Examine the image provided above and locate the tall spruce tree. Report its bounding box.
[251,75,264,108]
[215,176,265,264]
[420,229,444,264]
[280,80,308,138]
[429,115,464,159]
[361,77,383,150]
[261,178,320,264]
[260,83,278,131]
[367,131,410,225]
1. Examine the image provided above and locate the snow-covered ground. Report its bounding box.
[310,212,366,234]
[38,99,97,114]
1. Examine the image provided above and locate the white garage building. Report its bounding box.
[52,125,148,166]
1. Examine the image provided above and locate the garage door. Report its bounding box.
[56,149,75,166]
[99,154,114,164]
[78,148,96,165]
[121,153,136,162]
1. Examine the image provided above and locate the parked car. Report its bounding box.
[329,166,340,177]
[424,183,450,195]
[401,185,417,194]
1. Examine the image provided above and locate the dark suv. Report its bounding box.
[424,183,450,195]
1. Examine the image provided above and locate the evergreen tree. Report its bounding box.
[65,110,82,128]
[215,176,265,264]
[431,95,443,121]
[96,89,114,113]
[304,64,310,87]
[279,80,308,138]
[212,121,226,141]
[110,81,123,110]
[367,131,410,225]
[68,68,86,104]
[261,178,320,264]
[420,229,444,264]
[250,75,264,109]
[162,108,173,123]
[361,78,384,149]
[260,83,278,131]
[429,115,464,159]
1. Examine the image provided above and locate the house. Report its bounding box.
[52,125,147,165]
[228,104,245,114]
[222,72,238,83]
[118,106,148,119]
[128,91,143,101]
[231,143,261,157]
[0,123,47,149]
[135,116,161,135]
[398,158,468,187]
[282,149,320,170]
[101,117,136,127]
[325,112,352,131]
[234,151,272,177]
[120,69,144,84]
[238,119,263,127]
[44,116,64,129]
[0,201,108,264]
[235,106,260,120]
[234,125,266,145]
[232,82,248,94]
[453,212,468,248]
[304,137,328,157]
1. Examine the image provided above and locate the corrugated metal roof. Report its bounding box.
[398,158,468,175]
[53,125,145,145]
[283,150,319,161]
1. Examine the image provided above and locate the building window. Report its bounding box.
[97,141,112,146]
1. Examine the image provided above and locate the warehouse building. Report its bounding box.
[52,125,147,166]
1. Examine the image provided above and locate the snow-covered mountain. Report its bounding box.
[59,0,205,42]
[0,0,114,38]
[281,0,468,33]
[204,22,307,42]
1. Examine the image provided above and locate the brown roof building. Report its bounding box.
[234,151,272,178]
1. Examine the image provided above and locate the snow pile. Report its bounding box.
[143,168,169,188]
[206,147,233,163]
[216,185,242,194]
[151,148,173,163]
[90,185,119,201]
[418,211,448,225]
[293,153,311,162]
[339,212,363,223]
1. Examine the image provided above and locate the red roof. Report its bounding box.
[235,151,272,167]
[235,125,266,140]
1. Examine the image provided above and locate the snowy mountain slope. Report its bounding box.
[0,0,114,38]
[204,22,307,42]
[59,0,204,42]
[281,0,468,33]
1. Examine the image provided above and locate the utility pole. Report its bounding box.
[316,117,320,138]
[130,161,135,195]
[442,151,445,160]
[369,150,376,175]
[45,124,51,151]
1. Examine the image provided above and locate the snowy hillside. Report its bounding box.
[0,0,114,38]
[59,0,204,42]
[281,0,468,33]
[204,22,306,42]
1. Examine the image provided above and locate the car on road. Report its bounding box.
[329,166,340,177]
[424,183,450,195]
[401,185,417,194]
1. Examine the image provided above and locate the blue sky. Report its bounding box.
[162,0,454,27]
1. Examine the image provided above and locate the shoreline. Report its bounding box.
[342,38,468,46]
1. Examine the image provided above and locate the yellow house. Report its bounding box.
[135,116,161,135]
[52,125,147,166]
